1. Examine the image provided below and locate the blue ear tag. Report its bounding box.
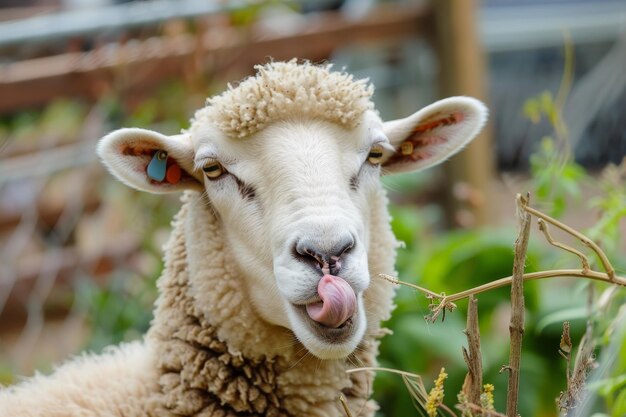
[147,150,168,182]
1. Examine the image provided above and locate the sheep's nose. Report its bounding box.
[293,235,355,275]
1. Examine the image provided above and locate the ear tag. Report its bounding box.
[401,141,414,156]
[147,150,168,182]
[166,164,181,184]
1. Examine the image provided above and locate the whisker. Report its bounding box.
[274,336,302,351]
[346,354,363,370]
[314,356,323,374]
[288,350,311,370]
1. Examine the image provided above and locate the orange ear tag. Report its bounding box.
[401,142,414,156]
[166,164,181,184]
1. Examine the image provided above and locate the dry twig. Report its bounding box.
[378,199,625,316]
[346,367,457,417]
[558,320,597,414]
[506,193,532,417]
[523,205,615,281]
[339,394,354,417]
[363,194,624,416]
[559,322,573,393]
[537,219,590,272]
[380,268,625,319]
[461,295,483,408]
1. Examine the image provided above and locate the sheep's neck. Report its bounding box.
[148,191,396,417]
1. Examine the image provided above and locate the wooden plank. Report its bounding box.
[0,4,433,114]
[433,0,494,227]
[0,240,140,319]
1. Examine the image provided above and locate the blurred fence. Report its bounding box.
[0,100,173,376]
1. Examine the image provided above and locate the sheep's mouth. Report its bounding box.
[292,304,357,344]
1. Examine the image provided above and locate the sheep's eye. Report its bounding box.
[367,145,384,165]
[202,161,225,179]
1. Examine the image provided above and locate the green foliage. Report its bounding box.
[587,165,626,254]
[377,198,556,417]
[1,98,87,147]
[375,82,625,416]
[228,0,299,26]
[0,364,14,386]
[529,137,587,218]
[523,91,562,130]
[76,270,157,351]
[523,83,626,415]
[525,90,587,219]
[76,181,178,352]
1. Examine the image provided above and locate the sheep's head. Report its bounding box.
[97,62,487,360]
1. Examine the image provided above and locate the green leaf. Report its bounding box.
[535,307,588,334]
[611,388,626,417]
[523,98,541,123]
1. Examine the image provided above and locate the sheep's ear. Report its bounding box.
[97,128,204,193]
[381,97,488,174]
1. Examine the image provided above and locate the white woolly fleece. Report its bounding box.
[190,59,375,138]
[0,341,159,417]
[0,186,398,417]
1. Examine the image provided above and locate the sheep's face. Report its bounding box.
[98,96,487,360]
[189,111,387,359]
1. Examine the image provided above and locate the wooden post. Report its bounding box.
[433,0,494,227]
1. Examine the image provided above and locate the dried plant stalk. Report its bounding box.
[362,194,625,416]
[537,219,590,271]
[558,320,597,414]
[506,193,532,417]
[380,269,626,320]
[461,295,482,407]
[339,394,354,417]
[523,205,615,280]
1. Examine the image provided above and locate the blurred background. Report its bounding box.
[0,0,625,416]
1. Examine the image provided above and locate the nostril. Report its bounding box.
[337,237,355,256]
[292,235,356,274]
[293,240,325,270]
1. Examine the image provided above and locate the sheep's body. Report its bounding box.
[147,191,396,416]
[0,342,157,417]
[1,190,396,417]
[0,61,487,417]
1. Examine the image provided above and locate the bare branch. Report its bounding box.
[382,269,626,310]
[537,219,590,272]
[558,320,597,414]
[378,273,443,299]
[378,273,457,322]
[506,193,532,417]
[370,196,624,417]
[461,295,483,406]
[378,200,625,317]
[523,205,616,281]
[559,322,572,393]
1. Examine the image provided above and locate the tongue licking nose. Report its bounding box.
[306,274,357,328]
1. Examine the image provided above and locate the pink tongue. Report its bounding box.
[306,274,356,328]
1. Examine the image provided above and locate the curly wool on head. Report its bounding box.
[191,60,375,138]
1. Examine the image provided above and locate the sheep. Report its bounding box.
[0,60,487,417]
